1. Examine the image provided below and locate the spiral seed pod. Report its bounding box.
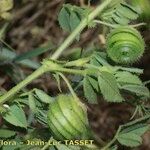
[47,94,90,140]
[106,27,145,64]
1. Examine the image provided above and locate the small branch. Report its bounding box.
[59,73,78,99]
[94,20,117,28]
[94,20,146,28]
[41,141,50,150]
[0,66,46,104]
[131,22,146,28]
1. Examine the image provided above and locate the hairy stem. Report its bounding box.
[51,0,114,59]
[0,66,46,104]
[0,0,113,104]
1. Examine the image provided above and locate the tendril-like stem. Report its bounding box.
[59,73,78,99]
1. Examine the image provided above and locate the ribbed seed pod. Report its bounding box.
[47,94,90,140]
[106,27,145,64]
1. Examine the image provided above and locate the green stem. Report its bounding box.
[57,68,85,76]
[0,0,113,104]
[94,20,117,28]
[59,73,78,99]
[41,142,50,150]
[51,0,114,60]
[0,66,46,104]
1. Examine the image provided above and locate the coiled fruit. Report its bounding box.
[106,26,145,64]
[47,94,90,140]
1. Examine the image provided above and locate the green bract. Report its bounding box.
[47,94,90,140]
[106,26,145,64]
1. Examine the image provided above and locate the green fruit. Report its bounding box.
[106,26,145,64]
[47,94,90,140]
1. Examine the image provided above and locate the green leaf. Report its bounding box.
[3,104,27,128]
[35,89,54,104]
[0,48,40,69]
[115,71,142,85]
[121,124,149,136]
[120,84,150,97]
[0,129,16,138]
[69,11,81,40]
[88,76,99,92]
[28,92,37,113]
[117,132,142,147]
[117,117,150,147]
[98,71,123,102]
[58,6,71,32]
[93,52,109,66]
[14,44,54,62]
[83,76,97,104]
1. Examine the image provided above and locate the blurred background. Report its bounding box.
[0,0,149,149]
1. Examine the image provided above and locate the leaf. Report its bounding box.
[121,124,149,136]
[115,71,142,85]
[3,104,27,128]
[69,11,81,40]
[28,92,37,113]
[58,6,71,32]
[0,48,40,69]
[117,132,142,147]
[35,89,54,104]
[117,118,150,147]
[98,71,123,102]
[120,84,150,97]
[14,44,54,62]
[83,76,97,104]
[53,73,62,92]
[0,129,16,138]
[88,76,99,92]
[93,52,109,66]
